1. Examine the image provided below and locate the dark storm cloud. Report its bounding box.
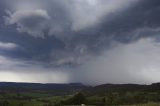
[1,0,160,84]
[98,0,160,42]
[4,0,139,37]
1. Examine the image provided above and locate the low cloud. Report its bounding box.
[0,55,70,83]
[50,45,91,66]
[0,70,69,83]
[70,38,160,85]
[0,42,18,50]
[1,38,160,85]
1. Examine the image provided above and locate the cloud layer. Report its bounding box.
[1,0,160,85]
[0,55,70,83]
[1,38,160,85]
[71,38,160,85]
[4,0,138,38]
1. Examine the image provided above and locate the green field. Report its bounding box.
[0,92,160,106]
[0,83,160,106]
[0,92,65,106]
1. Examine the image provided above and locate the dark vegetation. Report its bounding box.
[81,83,160,105]
[0,82,160,106]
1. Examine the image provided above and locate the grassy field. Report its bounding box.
[0,83,160,106]
[0,92,160,106]
[0,92,65,106]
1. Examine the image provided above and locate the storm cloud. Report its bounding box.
[4,0,138,38]
[72,38,160,85]
[0,0,160,85]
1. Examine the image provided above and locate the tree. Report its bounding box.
[72,92,86,105]
[2,100,9,106]
[63,92,86,105]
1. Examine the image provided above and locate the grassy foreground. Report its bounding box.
[1,83,160,106]
[0,92,160,106]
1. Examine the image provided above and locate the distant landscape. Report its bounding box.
[0,82,160,106]
[1,0,160,106]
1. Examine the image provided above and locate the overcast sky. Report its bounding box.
[0,0,160,85]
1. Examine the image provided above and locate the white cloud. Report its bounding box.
[0,42,18,50]
[4,9,50,38]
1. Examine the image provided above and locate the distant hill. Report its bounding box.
[0,82,87,95]
[0,82,160,105]
[82,83,160,96]
[1,82,160,96]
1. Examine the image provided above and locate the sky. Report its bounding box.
[0,0,160,85]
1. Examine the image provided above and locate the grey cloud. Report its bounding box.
[0,71,69,83]
[1,37,160,85]
[2,0,160,85]
[0,55,70,83]
[49,26,160,66]
[70,38,160,85]
[4,0,139,38]
[50,48,92,66]
[4,9,50,38]
[64,0,138,31]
